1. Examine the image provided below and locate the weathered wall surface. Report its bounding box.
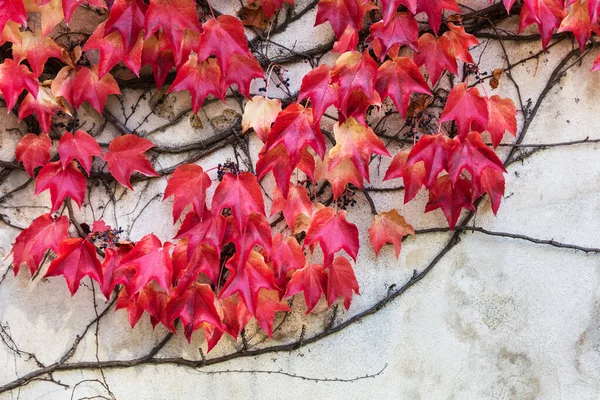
[1,1,600,399]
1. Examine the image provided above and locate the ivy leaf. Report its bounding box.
[173,242,220,292]
[416,0,460,34]
[73,65,121,114]
[242,95,282,142]
[413,33,457,86]
[328,117,390,182]
[285,262,326,313]
[104,0,147,52]
[34,161,87,213]
[475,95,517,148]
[62,0,106,24]
[164,164,211,223]
[425,175,475,229]
[144,0,202,56]
[448,131,506,185]
[519,0,566,49]
[100,244,133,299]
[115,234,173,296]
[315,155,363,200]
[223,213,272,268]
[197,15,251,75]
[104,134,158,189]
[368,12,418,61]
[220,250,277,316]
[558,0,591,53]
[384,150,426,203]
[315,0,377,38]
[218,295,252,339]
[39,0,64,37]
[51,66,77,106]
[473,168,505,215]
[15,133,52,177]
[254,289,290,336]
[9,213,69,276]
[440,83,489,138]
[141,32,175,89]
[166,282,223,344]
[406,133,455,188]
[175,209,226,258]
[259,0,294,18]
[270,233,306,293]
[305,206,359,266]
[58,130,102,175]
[18,86,70,134]
[211,171,265,233]
[221,53,263,98]
[0,0,26,34]
[45,238,103,295]
[443,23,479,64]
[375,56,431,118]
[325,256,359,309]
[256,144,315,198]
[0,58,38,111]
[168,55,222,114]
[271,185,312,232]
[11,31,62,77]
[116,283,169,328]
[380,0,417,23]
[368,209,415,258]
[297,64,339,123]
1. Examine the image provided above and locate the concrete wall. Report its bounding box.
[1,1,600,398]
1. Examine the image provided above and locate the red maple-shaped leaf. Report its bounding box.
[413,33,457,85]
[256,144,315,198]
[164,164,211,222]
[368,12,418,61]
[197,15,251,74]
[115,234,173,296]
[259,0,294,18]
[297,64,339,123]
[144,0,202,57]
[271,185,312,231]
[168,55,222,114]
[325,256,359,309]
[558,0,591,53]
[223,213,272,268]
[11,31,63,77]
[265,103,326,166]
[18,87,70,134]
[476,95,518,148]
[406,133,455,188]
[9,213,69,276]
[416,0,461,34]
[305,207,359,266]
[448,131,506,185]
[315,0,376,38]
[0,0,26,34]
[166,282,223,344]
[519,0,566,49]
[328,117,390,182]
[142,32,175,89]
[51,66,77,106]
[332,26,359,53]
[473,168,505,215]
[58,130,102,175]
[375,57,431,118]
[316,155,363,199]
[380,0,417,23]
[0,58,38,111]
[45,238,103,295]
[220,250,277,316]
[218,295,252,339]
[443,23,479,64]
[270,233,306,292]
[15,133,52,177]
[35,161,86,213]
[369,209,415,258]
[62,0,106,24]
[175,209,226,258]
[73,65,121,114]
[211,171,265,233]
[104,134,158,189]
[221,53,263,98]
[425,175,475,229]
[440,83,489,138]
[83,21,143,77]
[242,95,282,142]
[100,244,133,299]
[384,150,427,203]
[116,283,169,328]
[254,289,290,336]
[104,0,147,52]
[173,242,219,292]
[285,262,326,313]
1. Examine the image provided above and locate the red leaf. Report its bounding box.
[285,262,326,313]
[271,185,312,231]
[315,0,377,38]
[368,12,418,61]
[425,175,475,229]
[173,242,220,292]
[325,256,359,309]
[166,282,223,344]
[51,66,77,106]
[380,0,417,23]
[0,58,38,111]
[115,233,173,296]
[256,145,315,198]
[519,0,566,49]
[144,0,202,56]
[304,206,359,266]
[223,213,272,268]
[197,15,251,74]
[18,87,70,134]
[62,0,106,24]
[141,32,174,89]
[440,83,489,138]
[100,244,133,298]
[35,161,86,213]
[414,33,457,85]
[416,0,460,34]
[116,283,169,328]
[477,95,517,148]
[45,238,103,295]
[164,164,211,222]
[442,23,479,64]
[558,0,591,53]
[383,150,426,203]
[473,168,505,215]
[270,233,306,292]
[448,131,506,185]
[406,133,455,188]
[0,0,26,34]
[175,209,226,259]
[104,0,147,52]
[73,65,121,114]
[254,289,290,336]
[368,209,415,258]
[220,250,277,316]
[221,53,263,98]
[104,134,158,189]
[242,95,282,142]
[168,55,222,114]
[315,155,363,200]
[11,31,63,77]
[15,133,52,177]
[58,130,102,175]
[9,213,69,276]
[259,0,294,18]
[297,64,339,123]
[218,295,252,339]
[375,56,431,118]
[211,171,265,233]
[333,26,359,53]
